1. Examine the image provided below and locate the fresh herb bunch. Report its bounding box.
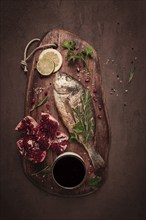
[70,89,93,143]
[62,39,93,73]
[89,176,102,189]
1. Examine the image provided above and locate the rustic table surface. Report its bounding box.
[0,0,145,220]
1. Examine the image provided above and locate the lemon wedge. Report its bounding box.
[37,49,63,75]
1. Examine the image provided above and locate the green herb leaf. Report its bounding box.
[68,55,76,62]
[62,39,93,73]
[128,65,135,83]
[72,106,81,119]
[31,166,51,176]
[73,122,84,133]
[76,52,84,59]
[30,96,48,112]
[83,46,93,57]
[69,133,77,142]
[62,39,76,50]
[72,89,93,143]
[89,176,102,188]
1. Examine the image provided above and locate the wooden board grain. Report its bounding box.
[23,29,110,196]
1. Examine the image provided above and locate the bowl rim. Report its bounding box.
[52,152,87,190]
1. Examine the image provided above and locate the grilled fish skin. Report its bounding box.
[53,72,105,169]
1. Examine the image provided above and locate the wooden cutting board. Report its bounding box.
[23,29,110,197]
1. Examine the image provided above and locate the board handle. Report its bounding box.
[20,38,58,73]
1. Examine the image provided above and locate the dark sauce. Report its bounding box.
[53,156,86,188]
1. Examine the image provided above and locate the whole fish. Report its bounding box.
[53,72,105,169]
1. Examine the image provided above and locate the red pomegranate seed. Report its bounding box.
[97,114,102,119]
[56,131,61,135]
[44,91,48,96]
[85,77,90,83]
[98,104,102,110]
[93,88,97,93]
[89,166,95,173]
[93,96,98,102]
[46,104,50,110]
[31,98,35,105]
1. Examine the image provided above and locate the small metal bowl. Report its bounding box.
[52,152,87,190]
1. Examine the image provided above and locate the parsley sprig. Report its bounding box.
[62,39,93,73]
[89,176,102,189]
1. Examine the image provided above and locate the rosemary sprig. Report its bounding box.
[128,65,136,83]
[71,89,93,143]
[31,165,51,176]
[30,96,48,112]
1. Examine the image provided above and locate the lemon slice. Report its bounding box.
[38,48,63,73]
[37,58,55,76]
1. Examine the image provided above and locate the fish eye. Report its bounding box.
[66,76,72,82]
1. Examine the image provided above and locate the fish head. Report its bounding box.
[54,72,80,94]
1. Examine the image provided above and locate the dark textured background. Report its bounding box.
[0,0,146,220]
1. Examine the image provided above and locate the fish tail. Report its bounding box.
[86,146,105,169]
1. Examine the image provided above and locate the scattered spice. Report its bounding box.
[34,87,44,95]
[89,166,95,174]
[85,77,90,83]
[98,105,102,110]
[76,67,80,72]
[106,59,110,64]
[93,96,98,102]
